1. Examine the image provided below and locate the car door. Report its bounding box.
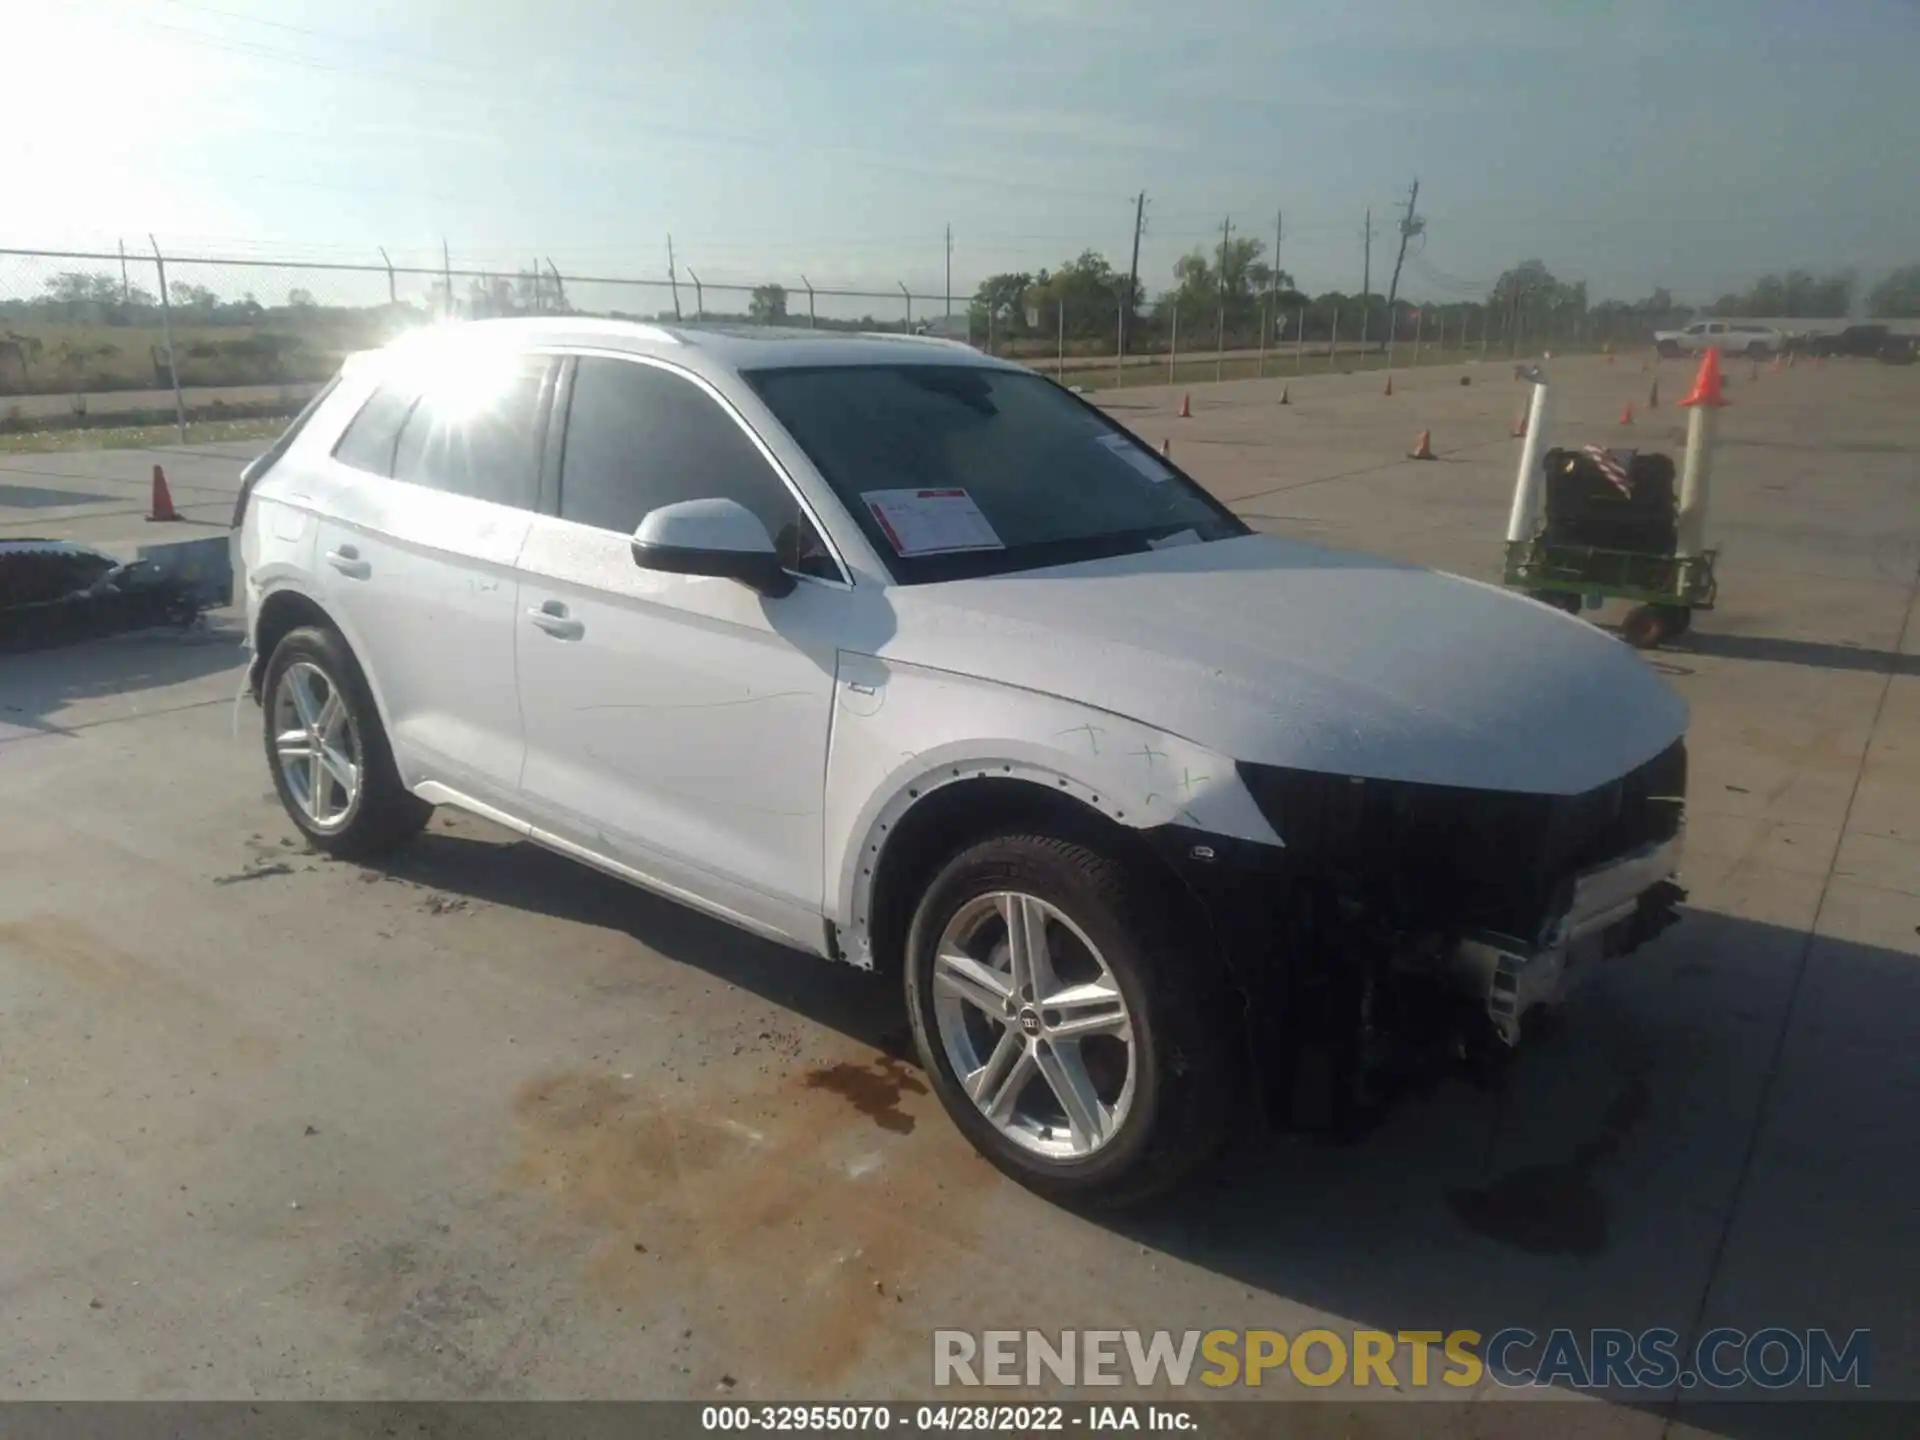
[513,354,852,950]
[313,353,555,804]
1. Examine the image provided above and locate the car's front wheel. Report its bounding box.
[904,832,1238,1208]
[263,625,431,859]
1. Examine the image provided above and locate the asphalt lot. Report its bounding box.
[1,352,1915,1430]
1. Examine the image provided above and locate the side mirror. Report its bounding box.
[630,497,795,598]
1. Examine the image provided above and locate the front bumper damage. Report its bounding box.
[1146,738,1688,1131]
[1451,831,1684,1046]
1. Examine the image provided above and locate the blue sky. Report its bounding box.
[18,0,1920,309]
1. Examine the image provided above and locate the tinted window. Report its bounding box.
[332,385,417,476]
[558,357,835,578]
[389,355,548,509]
[745,365,1244,584]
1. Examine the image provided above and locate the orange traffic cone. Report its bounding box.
[1605,352,1617,366]
[1510,409,1528,438]
[1178,393,1192,418]
[1408,429,1436,460]
[148,464,180,522]
[1648,378,1660,410]
[1618,402,1634,425]
[1278,386,1289,405]
[1383,373,1395,396]
[1680,347,1729,409]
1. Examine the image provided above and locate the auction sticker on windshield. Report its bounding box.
[1095,432,1172,482]
[863,488,1005,556]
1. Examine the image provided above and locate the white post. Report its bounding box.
[1677,406,1719,555]
[1505,378,1555,543]
[1168,307,1178,386]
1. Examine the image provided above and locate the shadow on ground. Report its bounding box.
[0,618,243,738]
[1672,630,1920,677]
[367,830,1915,1433]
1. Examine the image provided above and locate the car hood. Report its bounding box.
[873,533,1688,796]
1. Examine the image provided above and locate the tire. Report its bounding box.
[903,832,1238,1208]
[262,624,431,859]
[1746,341,1769,359]
[1656,341,1682,359]
[1621,604,1685,650]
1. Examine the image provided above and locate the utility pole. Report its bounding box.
[1383,178,1424,360]
[1217,215,1233,379]
[944,223,953,319]
[1271,208,1283,344]
[1360,208,1373,350]
[1123,191,1146,356]
[118,238,130,306]
[666,234,683,321]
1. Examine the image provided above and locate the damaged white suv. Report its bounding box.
[236,319,1688,1206]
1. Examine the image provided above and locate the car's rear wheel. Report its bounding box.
[263,625,430,859]
[903,832,1238,1208]
[1746,340,1769,359]
[1656,340,1682,359]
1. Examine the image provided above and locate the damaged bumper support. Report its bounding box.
[1451,831,1685,1046]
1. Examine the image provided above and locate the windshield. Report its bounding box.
[746,364,1246,582]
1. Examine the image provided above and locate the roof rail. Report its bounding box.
[856,330,980,352]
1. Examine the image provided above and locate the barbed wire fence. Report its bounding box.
[0,239,1687,441]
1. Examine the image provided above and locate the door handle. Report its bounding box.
[527,601,584,640]
[325,546,370,579]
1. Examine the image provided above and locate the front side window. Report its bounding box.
[745,364,1246,583]
[389,354,549,510]
[557,357,837,580]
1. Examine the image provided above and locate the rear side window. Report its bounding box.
[332,385,418,477]
[558,357,836,578]
[389,356,550,510]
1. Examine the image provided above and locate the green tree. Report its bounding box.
[969,271,1034,338]
[1024,251,1144,340]
[1867,265,1920,317]
[749,283,789,322]
[1712,269,1854,318]
[1159,237,1287,334]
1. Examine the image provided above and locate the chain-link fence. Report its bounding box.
[0,241,1702,440]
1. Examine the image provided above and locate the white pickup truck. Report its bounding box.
[1653,320,1783,358]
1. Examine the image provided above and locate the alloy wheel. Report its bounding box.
[931,891,1137,1160]
[271,660,362,831]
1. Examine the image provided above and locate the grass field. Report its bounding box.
[0,416,285,455]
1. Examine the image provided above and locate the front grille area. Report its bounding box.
[1238,739,1685,939]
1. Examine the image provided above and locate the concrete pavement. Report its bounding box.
[0,352,1914,1429]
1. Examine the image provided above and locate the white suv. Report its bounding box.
[1654,320,1783,358]
[236,318,1689,1205]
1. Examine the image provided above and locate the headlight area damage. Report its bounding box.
[1145,739,1687,1133]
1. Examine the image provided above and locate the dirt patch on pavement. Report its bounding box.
[508,1054,993,1387]
[799,1057,928,1135]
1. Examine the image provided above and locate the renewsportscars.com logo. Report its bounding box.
[932,1328,1872,1391]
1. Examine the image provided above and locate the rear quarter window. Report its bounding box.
[331,385,419,477]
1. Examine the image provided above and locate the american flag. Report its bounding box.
[1582,444,1634,498]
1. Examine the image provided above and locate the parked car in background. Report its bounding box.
[233,319,1690,1207]
[1803,324,1918,363]
[1653,320,1784,358]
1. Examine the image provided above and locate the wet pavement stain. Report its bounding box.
[800,1057,928,1135]
[1446,1047,1653,1257]
[507,1054,992,1386]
